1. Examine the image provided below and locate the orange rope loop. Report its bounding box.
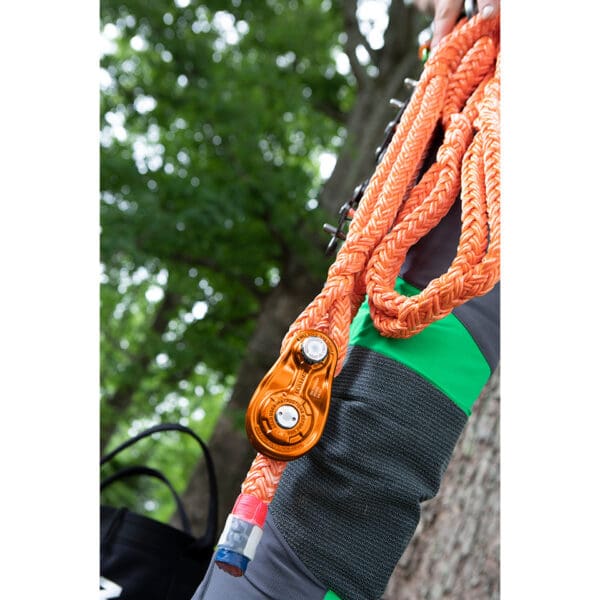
[240,13,499,505]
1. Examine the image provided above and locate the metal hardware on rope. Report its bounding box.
[214,329,338,576]
[323,182,363,256]
[245,329,338,461]
[323,97,409,256]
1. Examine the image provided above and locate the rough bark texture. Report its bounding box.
[382,368,500,600]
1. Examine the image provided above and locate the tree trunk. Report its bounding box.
[382,368,500,600]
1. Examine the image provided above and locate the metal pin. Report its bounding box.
[323,223,346,240]
[338,202,353,218]
[352,181,368,202]
[375,147,388,165]
[325,237,339,256]
[383,121,396,137]
[275,405,300,429]
[301,336,329,364]
[404,78,418,90]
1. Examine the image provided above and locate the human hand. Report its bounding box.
[414,0,500,50]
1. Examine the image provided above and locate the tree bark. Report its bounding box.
[382,368,500,600]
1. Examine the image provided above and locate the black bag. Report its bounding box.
[100,423,218,600]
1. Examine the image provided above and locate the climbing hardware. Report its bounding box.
[245,329,338,462]
[215,10,500,575]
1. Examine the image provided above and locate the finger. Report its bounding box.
[478,0,500,19]
[430,0,463,49]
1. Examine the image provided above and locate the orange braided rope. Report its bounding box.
[238,12,499,521]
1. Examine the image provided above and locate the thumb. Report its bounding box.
[430,0,463,49]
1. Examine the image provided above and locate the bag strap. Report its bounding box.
[101,465,193,535]
[101,423,218,545]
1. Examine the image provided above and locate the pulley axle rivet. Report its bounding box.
[275,405,299,429]
[301,336,329,364]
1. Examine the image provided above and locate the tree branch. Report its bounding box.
[312,99,349,124]
[379,1,422,82]
[167,251,269,300]
[341,0,372,89]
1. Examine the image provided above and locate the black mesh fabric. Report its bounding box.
[269,345,469,600]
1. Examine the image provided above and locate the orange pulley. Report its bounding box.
[245,329,338,461]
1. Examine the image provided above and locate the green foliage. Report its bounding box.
[100,0,355,522]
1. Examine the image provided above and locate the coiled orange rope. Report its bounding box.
[239,11,499,528]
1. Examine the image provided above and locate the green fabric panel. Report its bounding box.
[324,591,342,600]
[348,279,490,416]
